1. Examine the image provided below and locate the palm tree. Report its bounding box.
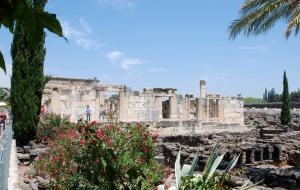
[229,0,300,39]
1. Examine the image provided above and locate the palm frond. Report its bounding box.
[229,0,300,39]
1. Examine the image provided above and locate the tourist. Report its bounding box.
[0,113,6,135]
[86,105,91,122]
[99,105,105,122]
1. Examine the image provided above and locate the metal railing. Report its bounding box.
[0,122,13,190]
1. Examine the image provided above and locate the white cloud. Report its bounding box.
[61,19,102,50]
[105,51,144,70]
[238,46,268,51]
[147,67,165,72]
[97,0,136,9]
[120,58,144,70]
[106,51,124,62]
[79,18,92,34]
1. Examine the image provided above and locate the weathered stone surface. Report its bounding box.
[245,109,300,131]
[29,148,48,156]
[37,176,50,189]
[17,153,30,160]
[43,77,244,126]
[287,150,300,166]
[23,146,31,153]
[16,147,24,153]
[30,179,38,190]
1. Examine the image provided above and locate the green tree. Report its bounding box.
[11,0,48,144]
[281,71,291,125]
[263,88,268,101]
[290,89,300,102]
[0,0,64,72]
[229,0,300,39]
[268,88,276,102]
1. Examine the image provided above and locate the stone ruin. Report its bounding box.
[42,77,245,132]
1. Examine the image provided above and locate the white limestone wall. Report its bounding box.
[43,79,104,122]
[124,93,158,122]
[223,98,244,125]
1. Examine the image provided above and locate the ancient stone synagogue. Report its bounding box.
[42,77,244,129]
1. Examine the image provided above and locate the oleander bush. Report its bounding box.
[35,118,165,190]
[36,113,71,142]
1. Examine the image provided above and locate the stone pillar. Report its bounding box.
[169,96,178,119]
[119,91,129,122]
[237,151,244,166]
[254,148,263,162]
[218,99,225,122]
[206,98,209,119]
[51,89,61,116]
[155,96,163,120]
[184,96,190,120]
[196,98,206,120]
[200,80,207,98]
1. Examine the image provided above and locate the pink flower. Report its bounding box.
[80,139,86,145]
[96,129,104,140]
[70,130,78,140]
[51,156,59,163]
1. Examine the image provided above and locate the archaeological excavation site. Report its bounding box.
[25,77,299,189]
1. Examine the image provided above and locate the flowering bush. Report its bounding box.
[35,120,165,189]
[36,113,71,142]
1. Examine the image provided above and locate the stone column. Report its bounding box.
[184,96,190,120]
[51,89,61,117]
[119,91,129,122]
[200,80,207,98]
[196,98,206,121]
[169,96,178,119]
[218,99,225,122]
[155,96,163,120]
[206,98,209,119]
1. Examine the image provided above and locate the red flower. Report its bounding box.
[139,157,145,164]
[70,130,78,140]
[96,129,105,140]
[51,156,59,163]
[80,139,86,145]
[105,125,113,130]
[91,120,97,125]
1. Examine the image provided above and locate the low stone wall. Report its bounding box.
[154,120,249,136]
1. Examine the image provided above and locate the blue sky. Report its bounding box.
[1,0,300,98]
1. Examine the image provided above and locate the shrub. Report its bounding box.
[36,113,71,142]
[35,122,165,189]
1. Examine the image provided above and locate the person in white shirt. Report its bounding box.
[85,105,91,122]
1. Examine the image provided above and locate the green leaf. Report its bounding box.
[37,11,64,38]
[225,153,240,174]
[207,153,225,180]
[188,148,200,176]
[127,167,138,180]
[18,5,40,48]
[181,164,191,177]
[175,148,181,189]
[203,144,220,176]
[0,51,6,74]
